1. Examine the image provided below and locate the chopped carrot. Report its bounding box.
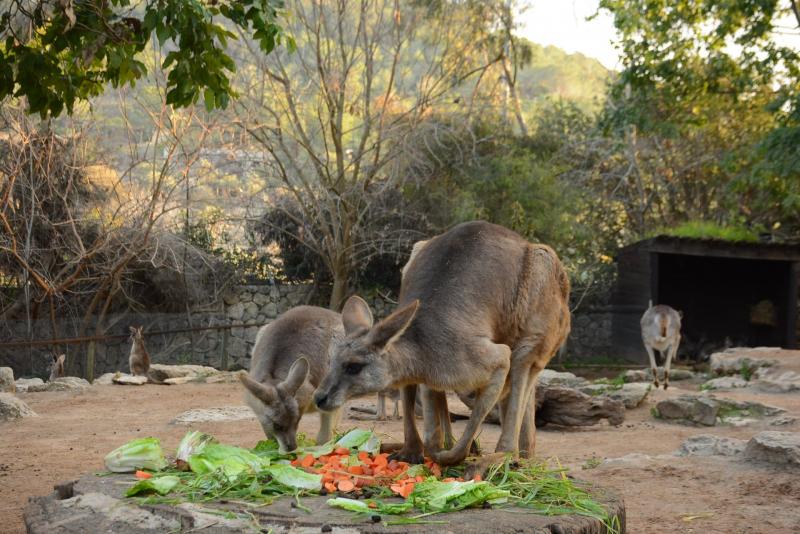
[135,470,152,479]
[357,451,371,463]
[347,465,364,475]
[325,482,337,493]
[373,454,389,467]
[337,479,355,492]
[300,454,315,468]
[368,501,378,509]
[472,474,482,481]
[334,447,350,456]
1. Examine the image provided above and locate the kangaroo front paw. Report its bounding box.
[389,447,425,465]
[663,381,669,390]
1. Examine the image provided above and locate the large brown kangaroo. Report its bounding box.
[315,221,570,465]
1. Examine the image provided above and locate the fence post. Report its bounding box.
[220,327,229,371]
[86,340,95,382]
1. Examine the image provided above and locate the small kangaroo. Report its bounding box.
[48,353,65,382]
[377,388,401,420]
[239,306,344,453]
[315,221,570,466]
[640,301,682,389]
[128,326,151,376]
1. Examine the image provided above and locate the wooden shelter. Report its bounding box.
[611,236,800,362]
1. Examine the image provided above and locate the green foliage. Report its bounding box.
[0,0,289,117]
[656,221,760,242]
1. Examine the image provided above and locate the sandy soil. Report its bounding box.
[2,356,800,533]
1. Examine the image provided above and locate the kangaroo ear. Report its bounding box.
[367,299,419,350]
[52,353,59,362]
[129,326,137,334]
[342,295,374,335]
[239,373,277,405]
[282,358,309,396]
[678,310,684,319]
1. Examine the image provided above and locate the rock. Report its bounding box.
[263,302,278,318]
[675,434,746,457]
[226,302,245,321]
[654,395,718,426]
[536,386,625,427]
[28,377,91,393]
[203,372,240,384]
[171,406,256,425]
[538,369,588,388]
[0,393,37,421]
[744,431,800,465]
[93,373,118,385]
[147,364,220,382]
[771,415,798,427]
[243,302,259,321]
[605,383,651,409]
[752,370,800,393]
[253,292,269,306]
[702,376,749,390]
[600,453,653,468]
[709,349,777,376]
[222,292,239,306]
[655,394,784,426]
[163,376,194,385]
[624,367,695,383]
[112,374,148,386]
[0,367,15,393]
[15,377,44,392]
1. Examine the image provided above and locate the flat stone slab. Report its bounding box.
[15,377,45,392]
[171,406,256,425]
[702,376,749,390]
[148,364,221,382]
[113,374,148,386]
[25,473,626,534]
[675,435,747,457]
[623,367,695,383]
[654,394,785,427]
[709,348,778,376]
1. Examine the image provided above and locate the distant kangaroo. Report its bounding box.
[314,221,571,466]
[377,388,401,420]
[239,306,344,453]
[128,326,151,376]
[48,354,65,382]
[641,301,682,389]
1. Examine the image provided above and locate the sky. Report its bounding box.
[518,0,800,72]
[518,1,621,70]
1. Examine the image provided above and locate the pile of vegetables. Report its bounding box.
[102,429,619,532]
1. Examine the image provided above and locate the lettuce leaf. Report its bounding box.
[327,497,413,515]
[176,431,216,463]
[104,438,168,473]
[187,443,267,478]
[408,478,509,512]
[265,464,322,490]
[125,475,180,497]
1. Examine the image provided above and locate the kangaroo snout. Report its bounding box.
[313,391,330,411]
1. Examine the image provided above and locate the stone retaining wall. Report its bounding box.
[0,284,611,379]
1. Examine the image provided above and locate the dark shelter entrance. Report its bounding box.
[610,236,800,363]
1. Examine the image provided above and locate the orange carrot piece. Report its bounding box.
[373,454,389,467]
[368,501,378,509]
[334,447,350,456]
[357,451,371,463]
[472,474,482,481]
[325,482,337,493]
[347,465,364,475]
[300,454,315,468]
[337,479,356,492]
[135,470,152,479]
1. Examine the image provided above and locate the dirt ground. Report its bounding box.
[3,356,800,533]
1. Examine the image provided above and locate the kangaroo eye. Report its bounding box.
[273,423,285,432]
[344,362,365,375]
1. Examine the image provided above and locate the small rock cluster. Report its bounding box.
[677,432,800,466]
[654,393,785,426]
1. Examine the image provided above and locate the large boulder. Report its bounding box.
[536,386,625,427]
[28,377,90,393]
[655,395,718,426]
[15,377,44,392]
[709,348,777,376]
[112,374,148,386]
[92,373,117,385]
[0,393,37,421]
[538,369,588,388]
[753,369,800,394]
[605,383,652,409]
[0,367,15,393]
[743,431,800,466]
[675,434,747,457]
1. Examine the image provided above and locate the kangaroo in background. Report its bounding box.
[128,326,151,376]
[239,306,344,453]
[48,353,65,382]
[314,221,571,466]
[641,301,682,389]
[377,388,401,420]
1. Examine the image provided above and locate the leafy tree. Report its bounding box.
[598,0,800,237]
[0,0,288,117]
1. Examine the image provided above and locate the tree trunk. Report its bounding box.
[329,269,349,312]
